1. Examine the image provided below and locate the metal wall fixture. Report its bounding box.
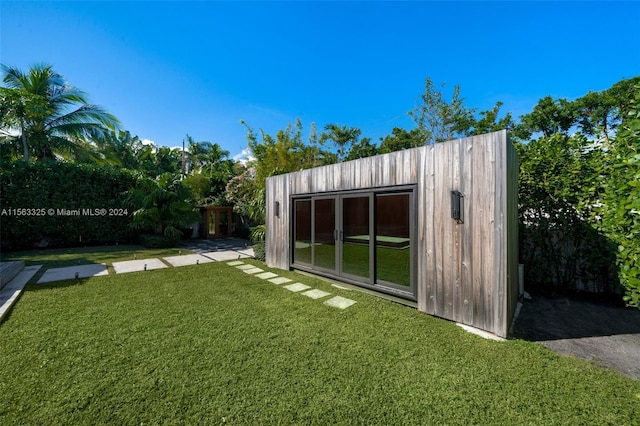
[274,201,280,218]
[451,190,464,224]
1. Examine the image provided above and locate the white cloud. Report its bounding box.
[141,138,156,146]
[232,148,254,164]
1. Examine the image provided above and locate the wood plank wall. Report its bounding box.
[266,130,518,337]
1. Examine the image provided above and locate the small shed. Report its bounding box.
[201,206,233,239]
[265,130,519,338]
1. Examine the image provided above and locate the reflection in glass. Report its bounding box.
[294,200,311,265]
[376,194,411,286]
[219,210,229,235]
[342,196,370,279]
[208,211,216,236]
[313,198,336,271]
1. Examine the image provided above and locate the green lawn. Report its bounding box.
[1,253,639,424]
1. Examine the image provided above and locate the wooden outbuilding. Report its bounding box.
[201,206,233,239]
[265,130,519,338]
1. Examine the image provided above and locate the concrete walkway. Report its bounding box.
[0,265,42,322]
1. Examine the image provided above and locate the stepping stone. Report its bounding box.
[163,254,213,267]
[301,289,331,300]
[205,251,250,261]
[113,258,167,274]
[37,264,108,283]
[268,277,292,285]
[283,283,311,292]
[243,268,263,274]
[236,264,256,270]
[227,261,245,266]
[255,272,278,280]
[236,248,255,257]
[324,296,357,309]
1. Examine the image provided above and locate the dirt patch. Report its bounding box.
[512,296,640,380]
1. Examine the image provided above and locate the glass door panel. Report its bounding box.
[313,198,336,271]
[293,199,312,265]
[208,210,216,237]
[341,195,370,280]
[219,211,229,236]
[375,193,411,287]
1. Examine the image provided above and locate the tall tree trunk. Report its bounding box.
[20,121,29,163]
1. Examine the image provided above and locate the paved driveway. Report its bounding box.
[512,296,640,380]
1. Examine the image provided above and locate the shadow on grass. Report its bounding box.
[25,277,95,293]
[1,245,185,271]
[1,278,94,326]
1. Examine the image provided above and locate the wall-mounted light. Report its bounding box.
[451,190,464,224]
[274,201,280,218]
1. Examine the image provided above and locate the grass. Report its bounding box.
[1,251,640,424]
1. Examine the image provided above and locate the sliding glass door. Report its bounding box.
[291,188,415,300]
[293,199,312,265]
[375,193,411,289]
[313,197,337,272]
[341,195,372,281]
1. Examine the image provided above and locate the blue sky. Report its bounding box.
[2,1,639,160]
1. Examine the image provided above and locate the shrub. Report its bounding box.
[234,226,251,239]
[252,241,265,262]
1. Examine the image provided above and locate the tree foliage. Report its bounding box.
[517,77,640,306]
[224,164,264,223]
[321,123,362,162]
[517,134,617,294]
[345,137,378,161]
[182,135,234,204]
[409,77,514,145]
[378,128,422,154]
[242,118,337,190]
[0,64,119,163]
[409,78,473,144]
[126,173,199,239]
[597,84,640,306]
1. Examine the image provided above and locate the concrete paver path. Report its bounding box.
[163,254,214,267]
[0,265,42,322]
[38,264,108,283]
[112,258,168,274]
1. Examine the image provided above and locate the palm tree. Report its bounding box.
[127,173,199,239]
[1,63,119,163]
[322,124,361,162]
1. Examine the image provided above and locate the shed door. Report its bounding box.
[291,188,416,300]
[340,194,372,283]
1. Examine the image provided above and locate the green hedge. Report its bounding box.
[0,161,138,250]
[140,234,179,248]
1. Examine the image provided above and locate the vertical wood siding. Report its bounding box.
[266,131,518,337]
